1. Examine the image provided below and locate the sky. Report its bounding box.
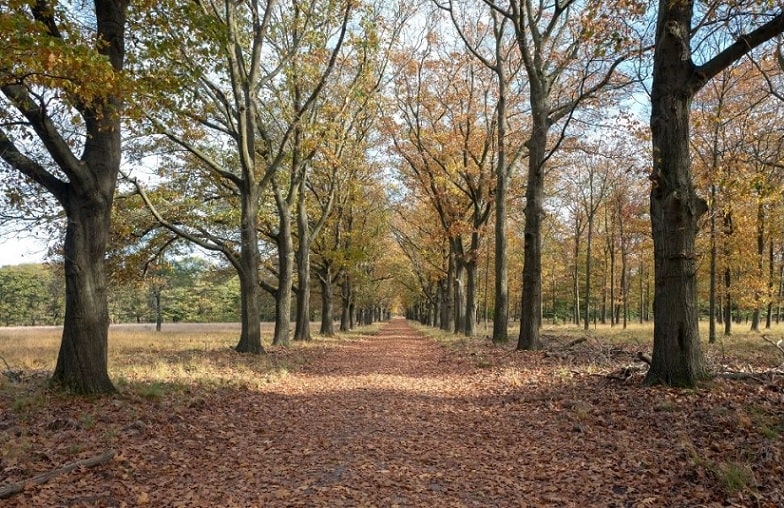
[0,234,48,266]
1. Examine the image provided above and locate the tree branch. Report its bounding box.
[692,12,784,94]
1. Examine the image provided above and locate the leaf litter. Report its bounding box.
[1,318,783,506]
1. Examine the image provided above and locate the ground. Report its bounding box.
[1,318,783,506]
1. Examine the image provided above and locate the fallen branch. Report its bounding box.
[0,353,21,382]
[718,372,766,383]
[717,369,784,384]
[0,449,115,499]
[761,335,784,360]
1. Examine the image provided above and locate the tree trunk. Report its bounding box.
[708,184,717,343]
[493,58,509,344]
[618,197,629,330]
[724,260,732,336]
[646,2,707,386]
[766,240,774,329]
[584,211,594,331]
[751,197,764,332]
[294,179,312,341]
[465,232,480,337]
[608,209,616,327]
[572,216,581,326]
[52,201,116,394]
[154,290,162,332]
[235,190,264,353]
[517,108,546,350]
[272,194,293,346]
[340,271,351,332]
[442,252,455,332]
[454,252,466,335]
[318,264,334,336]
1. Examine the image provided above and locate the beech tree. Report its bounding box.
[127,0,352,349]
[0,1,128,393]
[433,0,525,343]
[483,0,644,350]
[388,31,501,335]
[646,1,784,386]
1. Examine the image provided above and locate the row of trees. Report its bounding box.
[3,0,784,392]
[389,0,784,389]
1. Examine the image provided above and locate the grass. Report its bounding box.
[411,318,784,371]
[0,321,371,396]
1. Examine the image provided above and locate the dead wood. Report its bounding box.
[566,337,587,348]
[0,353,21,382]
[636,352,652,365]
[761,335,784,361]
[0,449,115,499]
[717,370,784,383]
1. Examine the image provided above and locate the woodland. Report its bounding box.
[1,0,784,503]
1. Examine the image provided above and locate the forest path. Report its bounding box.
[6,318,781,506]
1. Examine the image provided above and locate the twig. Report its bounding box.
[0,353,21,382]
[0,450,115,499]
[761,335,784,360]
[0,353,12,372]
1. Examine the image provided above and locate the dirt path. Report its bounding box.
[4,318,783,506]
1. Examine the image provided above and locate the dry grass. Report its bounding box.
[0,322,362,394]
[413,319,784,370]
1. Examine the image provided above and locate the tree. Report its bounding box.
[0,1,128,393]
[482,0,643,350]
[388,30,500,335]
[646,1,784,386]
[433,0,525,343]
[127,0,352,350]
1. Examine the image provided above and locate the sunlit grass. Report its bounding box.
[0,321,370,394]
[411,318,784,368]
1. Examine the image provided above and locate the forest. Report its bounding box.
[2,0,784,392]
[2,1,784,504]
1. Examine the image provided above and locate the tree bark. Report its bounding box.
[584,201,594,331]
[492,38,510,344]
[233,186,264,353]
[339,271,351,332]
[751,197,765,332]
[465,232,480,337]
[53,199,116,393]
[294,178,313,341]
[646,2,708,386]
[518,111,546,350]
[272,189,293,346]
[318,263,335,336]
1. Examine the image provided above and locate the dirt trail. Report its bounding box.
[6,318,781,506]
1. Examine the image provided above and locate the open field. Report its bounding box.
[0,321,386,391]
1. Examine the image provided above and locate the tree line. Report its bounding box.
[3,0,784,393]
[0,258,387,327]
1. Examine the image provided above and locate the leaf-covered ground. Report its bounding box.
[2,318,783,506]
